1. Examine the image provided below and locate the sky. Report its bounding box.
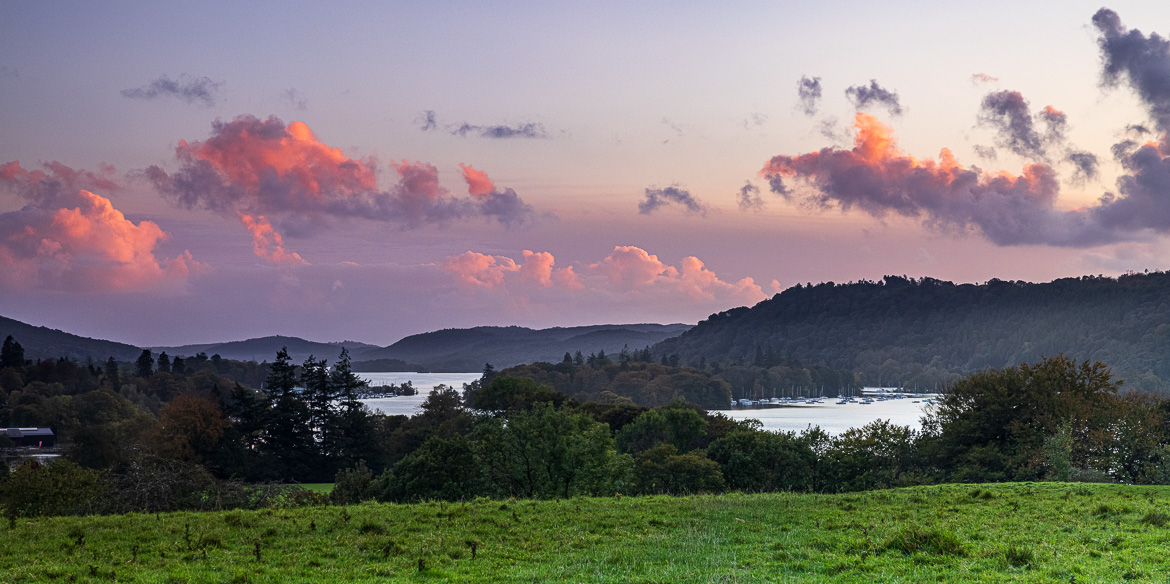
[3,1,1170,347]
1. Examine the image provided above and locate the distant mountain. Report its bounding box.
[353,324,693,372]
[651,273,1170,391]
[152,336,377,364]
[0,315,143,362]
[1,313,690,374]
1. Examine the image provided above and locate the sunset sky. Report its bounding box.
[3,1,1170,347]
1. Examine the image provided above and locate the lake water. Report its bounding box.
[358,372,482,416]
[715,398,933,435]
[358,372,934,434]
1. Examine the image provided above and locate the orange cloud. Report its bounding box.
[146,115,539,262]
[0,189,201,291]
[459,163,495,196]
[238,214,305,264]
[760,113,1112,247]
[176,117,378,201]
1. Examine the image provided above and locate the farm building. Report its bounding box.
[1,428,56,448]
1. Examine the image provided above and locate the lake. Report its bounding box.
[716,398,933,435]
[358,372,934,434]
[358,372,483,417]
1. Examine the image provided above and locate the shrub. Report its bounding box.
[0,459,103,525]
[331,461,381,505]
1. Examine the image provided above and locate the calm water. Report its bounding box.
[358,372,482,416]
[359,372,934,434]
[716,398,934,435]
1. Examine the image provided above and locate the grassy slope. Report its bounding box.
[1,483,1166,583]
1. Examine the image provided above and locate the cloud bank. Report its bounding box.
[1,161,200,291]
[443,246,764,305]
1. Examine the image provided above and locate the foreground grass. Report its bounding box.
[2,483,1168,583]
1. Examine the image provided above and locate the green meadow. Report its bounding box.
[3,483,1169,583]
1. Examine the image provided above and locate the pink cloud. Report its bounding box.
[0,189,201,292]
[592,245,677,290]
[146,115,539,263]
[443,251,519,288]
[444,249,584,291]
[590,246,765,303]
[459,163,495,196]
[518,249,555,286]
[1,160,120,205]
[442,245,764,306]
[238,213,306,264]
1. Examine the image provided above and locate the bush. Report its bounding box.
[331,461,381,505]
[0,459,102,525]
[630,444,725,495]
[94,456,220,514]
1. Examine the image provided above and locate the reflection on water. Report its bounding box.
[358,371,934,434]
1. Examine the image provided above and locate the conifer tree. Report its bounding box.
[330,348,374,470]
[105,357,119,389]
[1,336,25,369]
[135,349,154,379]
[263,347,316,480]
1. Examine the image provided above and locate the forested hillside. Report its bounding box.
[153,336,379,365]
[0,316,142,362]
[356,323,692,371]
[653,273,1170,391]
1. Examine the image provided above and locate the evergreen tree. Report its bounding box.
[596,349,610,367]
[1,336,25,369]
[105,357,119,389]
[135,349,154,379]
[156,352,171,375]
[301,355,333,451]
[573,351,585,366]
[171,356,186,376]
[331,348,366,416]
[330,348,374,470]
[263,347,317,480]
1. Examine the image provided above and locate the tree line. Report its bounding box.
[653,272,1170,392]
[6,331,1170,522]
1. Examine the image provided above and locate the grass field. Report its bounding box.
[298,483,334,494]
[2,482,1168,582]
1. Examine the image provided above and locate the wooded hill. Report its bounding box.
[0,315,142,362]
[355,324,693,372]
[0,316,690,373]
[652,272,1170,392]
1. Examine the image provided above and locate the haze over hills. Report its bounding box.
[353,324,695,372]
[12,271,1170,387]
[651,273,1170,391]
[0,315,692,373]
[152,337,381,365]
